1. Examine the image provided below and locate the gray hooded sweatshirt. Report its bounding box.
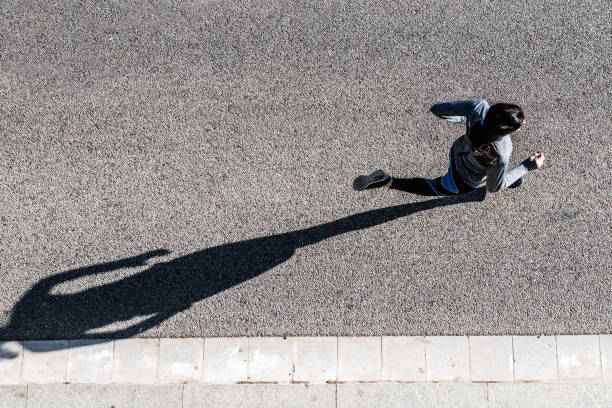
[430,99,537,193]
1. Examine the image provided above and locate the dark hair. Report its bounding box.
[470,103,524,166]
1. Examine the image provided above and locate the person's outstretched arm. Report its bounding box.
[430,99,489,123]
[486,153,544,193]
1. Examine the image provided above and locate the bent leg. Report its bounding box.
[388,153,476,197]
[389,177,439,196]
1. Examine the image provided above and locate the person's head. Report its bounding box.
[470,102,524,166]
[483,103,524,137]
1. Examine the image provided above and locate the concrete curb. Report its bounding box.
[1,335,611,385]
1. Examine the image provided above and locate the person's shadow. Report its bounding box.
[0,188,485,358]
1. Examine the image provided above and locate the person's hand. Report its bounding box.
[531,152,545,168]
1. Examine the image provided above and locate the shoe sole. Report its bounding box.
[353,170,388,191]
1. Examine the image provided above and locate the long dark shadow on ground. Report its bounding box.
[0,189,485,357]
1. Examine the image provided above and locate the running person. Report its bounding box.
[353,99,545,195]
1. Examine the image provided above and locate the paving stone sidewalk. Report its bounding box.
[2,335,612,384]
[2,383,612,407]
[2,335,612,406]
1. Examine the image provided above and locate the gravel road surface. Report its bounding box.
[1,0,610,339]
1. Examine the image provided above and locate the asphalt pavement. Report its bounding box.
[0,0,610,339]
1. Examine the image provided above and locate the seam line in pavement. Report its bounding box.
[335,383,337,408]
[110,340,116,383]
[181,383,185,408]
[423,336,428,382]
[468,335,472,382]
[66,342,71,382]
[201,337,205,383]
[155,338,160,385]
[335,336,338,383]
[379,336,383,381]
[18,342,25,384]
[555,335,560,380]
[247,337,251,381]
[599,335,604,381]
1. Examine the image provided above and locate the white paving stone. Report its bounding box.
[67,340,114,383]
[381,336,426,382]
[292,337,337,383]
[112,339,159,383]
[600,335,612,382]
[248,337,293,383]
[425,336,470,382]
[488,383,612,407]
[513,336,558,381]
[556,335,601,381]
[158,338,203,383]
[21,341,69,383]
[26,384,183,408]
[338,383,488,407]
[183,384,335,407]
[0,385,28,408]
[203,338,248,384]
[0,342,23,384]
[337,337,381,382]
[469,336,514,382]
